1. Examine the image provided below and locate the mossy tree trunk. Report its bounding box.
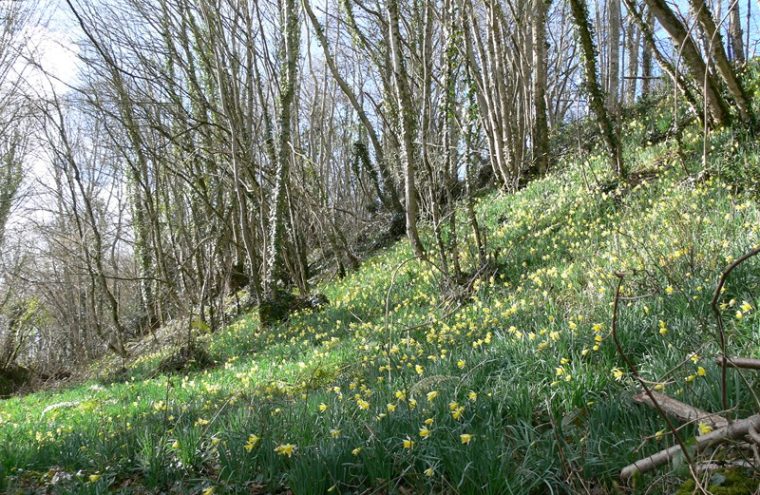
[387,0,425,260]
[532,0,551,176]
[568,0,626,179]
[261,0,300,327]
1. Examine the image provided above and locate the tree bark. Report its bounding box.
[607,0,621,112]
[532,0,551,176]
[568,0,625,178]
[728,0,745,63]
[689,0,753,125]
[643,0,730,126]
[640,6,654,96]
[387,0,425,259]
[262,0,300,324]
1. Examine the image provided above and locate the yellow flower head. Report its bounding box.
[403,437,415,449]
[460,433,473,445]
[611,367,624,381]
[451,406,465,420]
[244,434,260,452]
[274,443,296,457]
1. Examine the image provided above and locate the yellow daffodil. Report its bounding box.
[244,434,260,452]
[274,443,296,457]
[611,367,624,381]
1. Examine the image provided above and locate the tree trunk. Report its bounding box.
[568,0,625,178]
[625,12,641,104]
[607,0,621,112]
[728,0,745,63]
[689,0,753,125]
[532,0,551,176]
[640,6,654,96]
[623,0,702,119]
[388,0,425,259]
[643,0,730,126]
[261,0,300,326]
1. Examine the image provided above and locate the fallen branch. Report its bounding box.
[748,424,760,446]
[620,414,760,480]
[633,391,728,429]
[715,356,760,371]
[695,460,755,473]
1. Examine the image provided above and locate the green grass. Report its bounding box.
[1,108,760,494]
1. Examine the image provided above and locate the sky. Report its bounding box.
[20,0,80,96]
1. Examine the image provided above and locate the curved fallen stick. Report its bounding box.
[633,391,728,429]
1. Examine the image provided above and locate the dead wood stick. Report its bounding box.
[715,356,760,370]
[748,425,760,446]
[633,391,728,429]
[696,460,755,472]
[620,414,760,480]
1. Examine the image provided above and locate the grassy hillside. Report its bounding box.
[1,109,760,494]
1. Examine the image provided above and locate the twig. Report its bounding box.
[711,246,760,416]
